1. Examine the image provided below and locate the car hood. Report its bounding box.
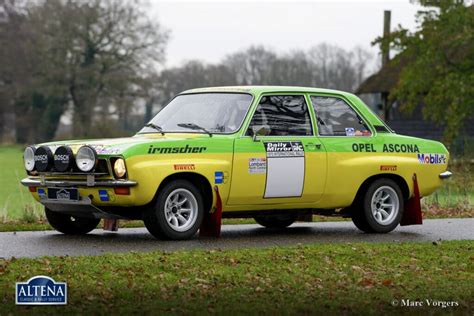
[37,133,207,156]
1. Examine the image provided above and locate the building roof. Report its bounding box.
[356,54,410,94]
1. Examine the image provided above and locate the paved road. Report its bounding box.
[0,218,473,259]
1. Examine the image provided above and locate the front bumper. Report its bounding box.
[439,171,453,180]
[21,177,137,188]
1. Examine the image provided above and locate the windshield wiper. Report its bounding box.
[177,123,212,137]
[145,123,165,135]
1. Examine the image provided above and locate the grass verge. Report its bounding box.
[0,241,472,314]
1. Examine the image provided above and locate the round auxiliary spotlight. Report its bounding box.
[53,146,74,172]
[34,146,53,172]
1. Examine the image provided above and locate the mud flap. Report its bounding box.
[199,186,223,237]
[103,219,119,231]
[400,173,423,226]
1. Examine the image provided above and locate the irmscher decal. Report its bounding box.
[352,143,420,153]
[148,145,206,154]
[174,164,196,170]
[248,158,266,174]
[417,153,447,164]
[380,165,397,171]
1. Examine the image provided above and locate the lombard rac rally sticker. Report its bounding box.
[248,158,266,174]
[16,276,67,305]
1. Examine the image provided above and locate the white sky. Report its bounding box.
[150,0,424,68]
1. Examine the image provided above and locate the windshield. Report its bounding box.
[138,93,253,134]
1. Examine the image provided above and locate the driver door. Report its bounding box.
[227,94,327,205]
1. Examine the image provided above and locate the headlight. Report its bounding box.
[24,146,36,171]
[113,158,126,178]
[75,146,97,172]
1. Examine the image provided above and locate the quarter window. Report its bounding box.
[247,95,313,136]
[311,96,371,136]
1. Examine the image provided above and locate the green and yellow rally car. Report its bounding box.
[21,86,452,240]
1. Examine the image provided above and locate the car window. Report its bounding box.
[247,95,313,136]
[311,96,371,136]
[138,93,253,134]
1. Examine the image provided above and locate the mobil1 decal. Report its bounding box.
[263,141,305,198]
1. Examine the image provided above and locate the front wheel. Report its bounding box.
[254,214,297,229]
[351,179,404,233]
[45,208,100,235]
[144,180,204,240]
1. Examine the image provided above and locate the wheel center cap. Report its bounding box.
[171,207,178,214]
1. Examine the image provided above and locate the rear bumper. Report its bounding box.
[21,177,137,188]
[439,171,453,180]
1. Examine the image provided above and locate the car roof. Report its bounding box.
[181,85,353,97]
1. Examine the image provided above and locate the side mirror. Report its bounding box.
[252,126,270,141]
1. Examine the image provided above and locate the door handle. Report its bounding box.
[305,143,321,150]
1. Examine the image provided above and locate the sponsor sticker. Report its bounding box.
[37,188,46,199]
[345,127,356,136]
[16,276,67,305]
[248,158,266,174]
[264,141,304,158]
[90,145,121,155]
[174,164,196,171]
[98,190,110,202]
[148,145,206,154]
[214,171,224,184]
[380,165,397,171]
[417,153,447,164]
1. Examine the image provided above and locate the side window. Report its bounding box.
[247,95,313,136]
[311,96,372,136]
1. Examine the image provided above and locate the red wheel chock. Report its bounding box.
[199,186,223,237]
[400,173,423,226]
[103,219,119,231]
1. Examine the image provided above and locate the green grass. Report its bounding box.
[0,146,43,221]
[0,241,472,314]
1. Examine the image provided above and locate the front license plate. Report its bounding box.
[47,188,79,201]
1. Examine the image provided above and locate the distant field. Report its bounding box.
[0,146,42,221]
[0,145,472,222]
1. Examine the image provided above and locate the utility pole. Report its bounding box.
[381,10,391,120]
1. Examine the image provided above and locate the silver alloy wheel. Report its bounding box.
[370,186,399,225]
[164,188,198,232]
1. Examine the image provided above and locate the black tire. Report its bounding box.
[351,178,404,233]
[254,214,297,229]
[144,180,204,240]
[45,208,100,235]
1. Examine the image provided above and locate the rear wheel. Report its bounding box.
[144,180,204,240]
[45,208,100,235]
[254,214,297,229]
[351,179,404,233]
